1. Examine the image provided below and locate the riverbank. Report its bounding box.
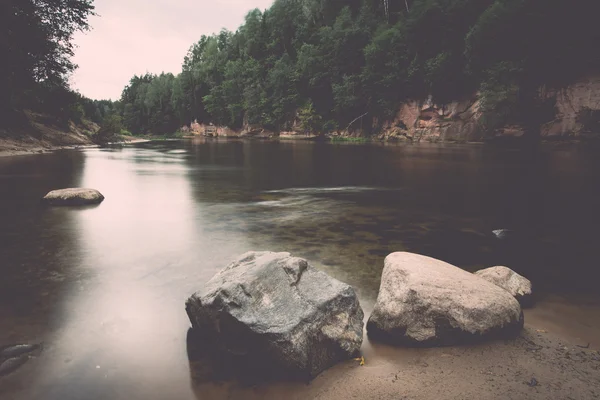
[189,290,600,399]
[208,321,598,400]
[0,130,94,158]
[0,112,97,157]
[0,134,153,158]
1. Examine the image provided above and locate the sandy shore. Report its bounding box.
[192,315,600,400]
[187,294,600,399]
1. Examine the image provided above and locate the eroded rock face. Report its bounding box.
[474,266,533,307]
[542,73,600,137]
[367,252,523,346]
[185,251,364,378]
[42,188,104,205]
[377,98,483,143]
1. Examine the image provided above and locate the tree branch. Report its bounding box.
[345,112,368,131]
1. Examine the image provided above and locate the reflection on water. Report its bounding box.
[0,139,600,399]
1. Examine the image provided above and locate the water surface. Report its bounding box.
[1,139,599,399]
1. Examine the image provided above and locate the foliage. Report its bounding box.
[577,108,600,134]
[104,0,600,136]
[0,0,95,123]
[478,62,522,132]
[94,114,123,144]
[330,136,371,143]
[9,0,596,138]
[298,101,323,133]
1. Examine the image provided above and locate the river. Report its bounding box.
[1,139,599,399]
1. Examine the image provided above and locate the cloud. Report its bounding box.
[71,0,274,100]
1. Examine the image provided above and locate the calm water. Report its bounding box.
[1,139,599,399]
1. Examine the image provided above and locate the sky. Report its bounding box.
[70,0,274,100]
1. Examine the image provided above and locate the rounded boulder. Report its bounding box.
[367,252,523,346]
[42,188,104,206]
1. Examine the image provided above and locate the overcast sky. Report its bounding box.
[70,0,274,100]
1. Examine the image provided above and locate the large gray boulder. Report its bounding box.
[185,251,364,378]
[367,252,523,346]
[42,188,104,205]
[474,266,533,307]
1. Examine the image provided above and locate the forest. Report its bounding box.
[3,0,599,137]
[1,0,94,126]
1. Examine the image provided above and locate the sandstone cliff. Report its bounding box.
[372,74,600,142]
[182,74,600,142]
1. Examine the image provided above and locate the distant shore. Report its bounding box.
[0,138,94,158]
[0,135,152,158]
[2,132,596,159]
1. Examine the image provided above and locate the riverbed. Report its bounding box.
[1,138,599,399]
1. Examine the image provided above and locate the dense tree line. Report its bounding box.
[111,0,598,136]
[1,0,95,128]
[3,0,598,138]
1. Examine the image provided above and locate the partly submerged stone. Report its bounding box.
[367,252,523,346]
[0,355,30,377]
[492,229,513,240]
[474,266,533,307]
[0,344,42,359]
[185,251,364,379]
[42,188,104,206]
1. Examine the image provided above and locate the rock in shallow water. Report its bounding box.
[367,252,523,346]
[0,355,30,377]
[474,266,533,307]
[185,251,364,379]
[0,343,42,359]
[42,188,104,206]
[492,229,513,240]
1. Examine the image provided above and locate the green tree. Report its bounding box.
[0,0,95,121]
[94,114,123,144]
[107,0,600,140]
[298,101,322,133]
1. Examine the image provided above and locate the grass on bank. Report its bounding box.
[329,136,371,143]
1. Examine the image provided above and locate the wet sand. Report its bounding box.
[188,320,600,400]
[308,325,599,400]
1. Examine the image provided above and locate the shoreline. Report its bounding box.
[0,144,98,158]
[191,316,600,399]
[2,133,594,159]
[0,136,151,158]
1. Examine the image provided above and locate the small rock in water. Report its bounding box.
[0,343,42,358]
[492,229,513,240]
[42,188,104,206]
[0,355,30,377]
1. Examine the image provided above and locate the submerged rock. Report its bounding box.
[367,252,523,346]
[0,343,42,359]
[185,251,364,379]
[42,188,104,206]
[0,355,30,377]
[492,229,513,240]
[474,266,533,307]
